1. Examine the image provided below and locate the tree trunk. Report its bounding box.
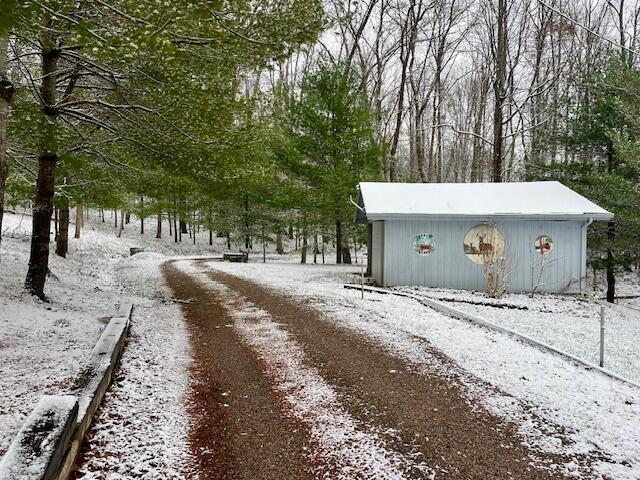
[341,244,352,264]
[25,35,60,298]
[54,207,58,241]
[313,233,318,264]
[301,232,308,264]
[180,219,187,234]
[209,229,213,246]
[156,213,162,238]
[606,221,616,303]
[276,232,284,254]
[353,234,358,264]
[335,221,342,264]
[174,213,178,243]
[140,197,144,234]
[125,212,130,224]
[471,66,489,182]
[74,205,82,239]
[168,211,172,235]
[55,200,69,258]
[262,225,266,263]
[0,33,14,253]
[605,143,616,303]
[118,210,124,238]
[491,0,507,183]
[25,154,57,297]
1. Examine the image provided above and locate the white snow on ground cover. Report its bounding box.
[1,210,195,477]
[0,212,124,456]
[597,271,640,311]
[75,253,194,479]
[397,286,640,384]
[83,209,228,257]
[0,394,77,479]
[178,261,435,480]
[202,260,640,480]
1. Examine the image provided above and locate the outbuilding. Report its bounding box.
[354,181,613,293]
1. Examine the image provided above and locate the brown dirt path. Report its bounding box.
[163,261,314,480]
[200,264,595,480]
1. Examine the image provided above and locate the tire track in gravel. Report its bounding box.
[195,262,597,480]
[163,261,314,480]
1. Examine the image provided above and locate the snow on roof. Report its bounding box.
[356,181,613,221]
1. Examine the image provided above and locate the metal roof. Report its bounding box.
[355,181,613,223]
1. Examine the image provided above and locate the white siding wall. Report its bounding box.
[380,219,585,293]
[371,221,384,285]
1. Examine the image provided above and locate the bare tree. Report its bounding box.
[0,34,14,251]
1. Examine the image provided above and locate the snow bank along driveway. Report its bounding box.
[194,260,640,480]
[398,286,640,384]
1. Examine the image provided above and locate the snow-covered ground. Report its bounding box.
[81,209,228,257]
[600,271,640,311]
[202,260,640,480]
[0,209,222,458]
[396,287,640,385]
[75,252,195,478]
[3,205,639,478]
[0,212,121,456]
[0,208,333,470]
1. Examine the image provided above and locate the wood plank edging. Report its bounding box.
[0,302,133,480]
[56,303,132,480]
[0,396,78,480]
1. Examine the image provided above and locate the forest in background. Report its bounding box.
[0,0,639,301]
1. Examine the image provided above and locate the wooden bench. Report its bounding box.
[223,252,248,263]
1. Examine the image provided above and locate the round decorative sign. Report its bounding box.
[535,235,554,255]
[463,223,505,264]
[413,233,436,256]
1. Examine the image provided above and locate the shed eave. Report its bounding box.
[363,212,614,222]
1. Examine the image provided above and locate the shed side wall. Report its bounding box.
[371,221,384,286]
[382,219,584,293]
